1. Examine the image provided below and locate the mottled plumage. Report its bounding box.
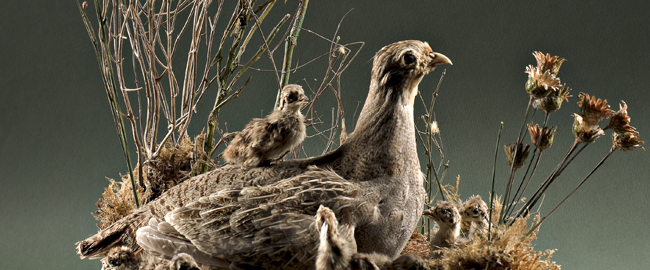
[460,195,489,240]
[77,40,451,269]
[423,201,461,251]
[223,84,308,167]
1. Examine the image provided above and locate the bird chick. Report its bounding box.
[102,246,140,270]
[316,205,358,270]
[460,195,489,241]
[223,84,308,167]
[316,205,429,270]
[423,201,461,252]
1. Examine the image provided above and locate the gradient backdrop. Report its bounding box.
[1,1,649,269]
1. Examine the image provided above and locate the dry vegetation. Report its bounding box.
[78,0,644,269]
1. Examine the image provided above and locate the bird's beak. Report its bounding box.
[430,52,452,66]
[423,209,434,218]
[300,95,309,103]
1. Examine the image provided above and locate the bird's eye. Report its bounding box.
[403,53,416,65]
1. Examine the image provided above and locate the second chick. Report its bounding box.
[223,84,308,167]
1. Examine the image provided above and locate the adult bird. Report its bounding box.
[77,40,451,269]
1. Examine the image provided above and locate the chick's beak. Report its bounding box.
[422,208,434,218]
[300,95,309,103]
[430,52,452,66]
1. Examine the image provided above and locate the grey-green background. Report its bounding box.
[1,1,649,269]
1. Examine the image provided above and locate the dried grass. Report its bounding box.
[425,214,559,270]
[404,193,560,270]
[94,133,207,228]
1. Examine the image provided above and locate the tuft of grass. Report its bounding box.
[94,132,207,227]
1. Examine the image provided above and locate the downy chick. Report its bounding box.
[423,201,461,253]
[460,195,489,241]
[223,84,308,167]
[102,246,140,270]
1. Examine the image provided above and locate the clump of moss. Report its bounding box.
[142,132,209,203]
[93,172,147,229]
[94,132,209,228]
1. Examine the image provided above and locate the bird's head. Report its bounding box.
[461,195,489,223]
[371,40,451,105]
[423,200,460,225]
[278,84,309,112]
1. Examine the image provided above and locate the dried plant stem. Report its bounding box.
[505,112,550,217]
[275,0,310,108]
[489,121,504,240]
[499,97,534,223]
[77,0,140,208]
[513,138,583,221]
[527,147,616,235]
[203,2,289,171]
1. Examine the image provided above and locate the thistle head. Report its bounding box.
[504,142,531,169]
[577,93,613,127]
[525,65,561,99]
[613,131,645,151]
[529,123,557,151]
[606,101,636,134]
[572,113,605,143]
[534,84,571,113]
[532,51,566,76]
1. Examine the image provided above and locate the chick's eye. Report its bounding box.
[403,53,416,65]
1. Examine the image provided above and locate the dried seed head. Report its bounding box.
[525,65,561,98]
[534,84,571,113]
[529,123,557,151]
[613,131,645,151]
[532,51,566,76]
[577,93,613,127]
[504,142,531,169]
[430,121,440,134]
[82,1,88,9]
[572,113,605,143]
[606,101,636,134]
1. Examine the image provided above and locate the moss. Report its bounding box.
[93,132,209,228]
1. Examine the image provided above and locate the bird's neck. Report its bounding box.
[432,223,460,246]
[333,81,420,180]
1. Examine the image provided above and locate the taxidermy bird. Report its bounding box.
[459,195,489,240]
[316,205,429,270]
[77,40,451,269]
[423,201,461,251]
[223,84,309,167]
